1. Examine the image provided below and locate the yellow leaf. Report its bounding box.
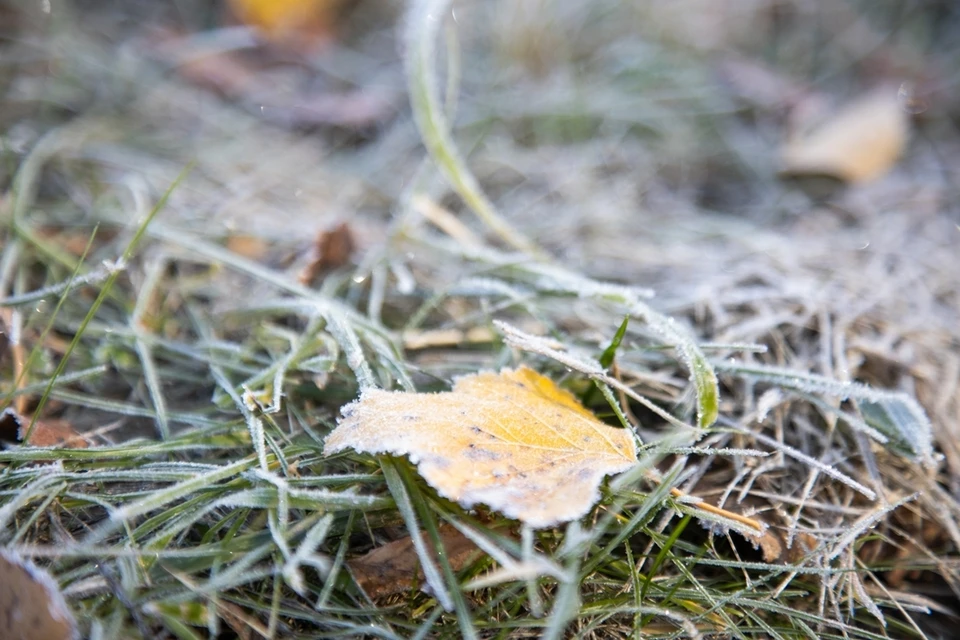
[324,367,637,528]
[228,0,341,43]
[780,87,909,183]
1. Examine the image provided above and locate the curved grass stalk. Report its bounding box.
[405,0,545,258]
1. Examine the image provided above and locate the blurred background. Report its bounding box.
[5,0,959,247]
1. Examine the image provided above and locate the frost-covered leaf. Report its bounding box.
[324,367,637,528]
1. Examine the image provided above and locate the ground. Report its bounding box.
[1,1,960,638]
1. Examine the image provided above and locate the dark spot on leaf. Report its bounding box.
[464,447,502,461]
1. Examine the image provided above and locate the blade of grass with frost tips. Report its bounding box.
[22,167,185,443]
[379,458,454,612]
[0,476,65,538]
[405,0,542,257]
[579,460,682,576]
[540,556,581,640]
[8,228,96,428]
[324,309,377,390]
[0,260,117,307]
[316,510,355,609]
[211,365,268,471]
[746,427,876,500]
[13,364,108,395]
[91,458,255,539]
[452,522,567,591]
[595,380,633,430]
[9,467,208,484]
[131,254,171,439]
[395,460,479,640]
[627,300,718,429]
[8,124,105,271]
[45,389,219,427]
[144,223,386,336]
[192,540,278,597]
[495,320,699,433]
[358,326,415,391]
[0,436,245,463]
[143,488,386,552]
[715,360,933,464]
[827,493,919,562]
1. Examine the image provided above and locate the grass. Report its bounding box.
[3,0,960,638]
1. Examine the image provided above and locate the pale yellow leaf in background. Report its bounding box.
[779,87,909,183]
[324,367,637,528]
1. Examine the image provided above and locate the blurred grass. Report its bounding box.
[2,0,960,638]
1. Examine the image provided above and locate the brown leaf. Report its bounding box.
[779,87,910,184]
[226,234,271,260]
[0,549,77,640]
[348,524,482,599]
[299,221,355,284]
[0,409,88,449]
[708,497,817,564]
[324,367,638,528]
[739,529,817,564]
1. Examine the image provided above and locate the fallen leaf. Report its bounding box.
[348,524,482,598]
[324,367,638,528]
[299,221,355,285]
[226,234,271,260]
[739,528,816,564]
[696,492,816,563]
[0,549,77,640]
[227,0,343,50]
[779,87,909,184]
[0,408,89,449]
